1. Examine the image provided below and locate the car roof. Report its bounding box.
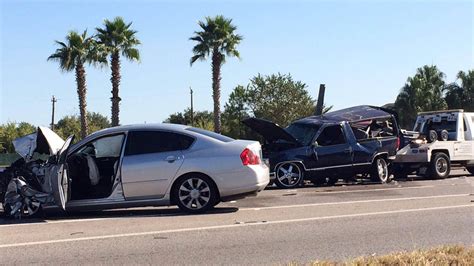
[294,105,394,125]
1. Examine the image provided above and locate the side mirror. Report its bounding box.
[313,141,319,147]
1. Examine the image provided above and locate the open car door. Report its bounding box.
[51,135,74,211]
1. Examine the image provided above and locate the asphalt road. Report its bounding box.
[0,169,472,265]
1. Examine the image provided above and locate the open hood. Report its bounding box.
[242,118,299,144]
[13,126,65,160]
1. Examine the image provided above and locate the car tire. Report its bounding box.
[275,162,304,189]
[173,174,218,214]
[370,157,391,183]
[2,197,43,219]
[429,153,450,179]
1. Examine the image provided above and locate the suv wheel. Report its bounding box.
[371,157,391,183]
[275,162,303,189]
[174,174,217,213]
[429,153,450,179]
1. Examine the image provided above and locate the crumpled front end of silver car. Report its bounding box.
[1,127,65,218]
[4,176,55,218]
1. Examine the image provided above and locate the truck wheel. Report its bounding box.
[439,130,449,141]
[275,162,304,189]
[429,153,450,179]
[371,157,391,183]
[427,130,438,143]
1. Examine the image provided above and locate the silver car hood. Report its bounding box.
[13,126,65,160]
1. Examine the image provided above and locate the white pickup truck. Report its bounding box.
[394,109,474,179]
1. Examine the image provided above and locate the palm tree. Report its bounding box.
[48,30,105,138]
[190,15,243,133]
[445,70,474,111]
[96,17,140,127]
[394,65,447,128]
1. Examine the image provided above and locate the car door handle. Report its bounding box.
[344,148,352,153]
[165,155,177,163]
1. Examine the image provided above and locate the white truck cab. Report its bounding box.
[394,109,474,178]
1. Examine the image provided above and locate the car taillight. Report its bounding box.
[396,137,400,150]
[240,148,260,165]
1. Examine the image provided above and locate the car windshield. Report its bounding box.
[285,123,321,145]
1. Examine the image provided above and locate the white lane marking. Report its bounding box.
[0,204,471,249]
[240,194,471,211]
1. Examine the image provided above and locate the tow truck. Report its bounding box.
[394,109,474,179]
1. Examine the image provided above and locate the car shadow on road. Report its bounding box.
[0,206,239,225]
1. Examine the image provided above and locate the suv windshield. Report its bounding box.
[285,123,321,145]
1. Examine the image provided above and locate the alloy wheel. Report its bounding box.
[178,177,211,210]
[435,157,448,175]
[377,159,388,182]
[276,163,302,188]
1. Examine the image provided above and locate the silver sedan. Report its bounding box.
[2,124,270,217]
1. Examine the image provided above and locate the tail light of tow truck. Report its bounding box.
[240,148,261,165]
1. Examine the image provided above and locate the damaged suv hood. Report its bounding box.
[13,126,65,160]
[242,118,299,144]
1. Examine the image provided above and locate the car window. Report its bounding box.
[285,123,321,146]
[77,134,125,158]
[125,131,195,156]
[423,118,457,133]
[186,127,234,142]
[316,125,346,146]
[351,118,395,139]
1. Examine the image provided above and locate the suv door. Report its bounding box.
[306,125,353,174]
[121,130,195,199]
[51,135,74,210]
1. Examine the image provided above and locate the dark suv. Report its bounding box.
[243,105,400,188]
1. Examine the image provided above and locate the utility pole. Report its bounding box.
[315,84,326,115]
[50,95,57,130]
[190,87,194,126]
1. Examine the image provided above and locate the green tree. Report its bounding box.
[164,109,214,131]
[190,15,243,133]
[48,30,106,138]
[444,70,474,111]
[96,17,141,127]
[55,112,111,140]
[394,65,447,128]
[0,122,36,153]
[222,85,251,139]
[221,73,325,139]
[245,73,316,127]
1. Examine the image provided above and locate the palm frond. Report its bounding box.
[190,15,242,66]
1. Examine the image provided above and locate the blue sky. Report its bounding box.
[0,0,472,126]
